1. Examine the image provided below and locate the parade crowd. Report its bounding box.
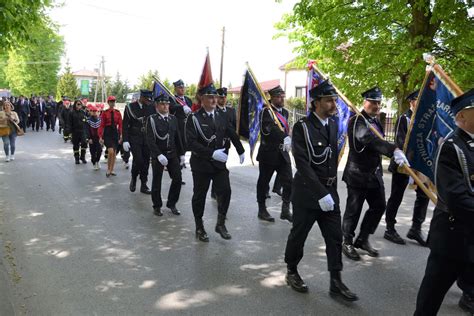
[1,80,472,316]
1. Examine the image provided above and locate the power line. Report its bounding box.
[0,61,61,65]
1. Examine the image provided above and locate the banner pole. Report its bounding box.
[246,63,285,132]
[311,63,437,204]
[152,76,178,104]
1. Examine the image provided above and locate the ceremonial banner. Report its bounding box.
[152,78,174,100]
[405,66,461,181]
[238,69,266,163]
[307,61,351,158]
[197,52,213,91]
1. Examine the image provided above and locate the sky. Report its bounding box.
[49,0,300,88]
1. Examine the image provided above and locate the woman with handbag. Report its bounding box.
[0,101,20,162]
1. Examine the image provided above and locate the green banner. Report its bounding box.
[80,80,90,96]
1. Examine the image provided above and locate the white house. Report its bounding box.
[278,59,307,99]
[72,69,99,96]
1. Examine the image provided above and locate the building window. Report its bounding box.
[295,86,305,98]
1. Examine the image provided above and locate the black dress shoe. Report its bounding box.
[215,225,232,240]
[459,293,474,314]
[140,185,151,195]
[406,228,427,247]
[129,178,137,192]
[342,242,361,261]
[258,210,275,222]
[196,228,209,242]
[286,272,308,293]
[169,206,181,215]
[330,278,359,301]
[181,181,186,185]
[354,238,379,257]
[81,158,87,164]
[153,208,163,216]
[384,230,406,245]
[280,212,293,222]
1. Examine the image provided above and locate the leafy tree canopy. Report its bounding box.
[3,21,64,96]
[0,0,55,49]
[276,0,473,111]
[56,64,80,100]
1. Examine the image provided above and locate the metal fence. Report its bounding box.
[288,108,396,142]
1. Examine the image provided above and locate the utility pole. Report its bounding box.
[219,26,225,88]
[94,56,106,103]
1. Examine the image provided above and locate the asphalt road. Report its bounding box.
[0,128,466,315]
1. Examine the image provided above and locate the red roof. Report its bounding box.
[73,69,99,78]
[228,79,280,94]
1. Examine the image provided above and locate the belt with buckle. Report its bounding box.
[320,176,336,186]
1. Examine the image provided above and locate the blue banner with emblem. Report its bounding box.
[152,79,174,100]
[405,69,457,181]
[307,62,351,157]
[238,70,265,161]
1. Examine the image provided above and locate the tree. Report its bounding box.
[4,21,64,96]
[0,0,55,49]
[56,64,80,100]
[133,70,160,91]
[109,72,130,102]
[276,0,473,112]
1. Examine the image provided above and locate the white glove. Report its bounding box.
[212,148,228,163]
[122,142,130,152]
[393,149,410,167]
[158,154,168,166]
[183,105,192,115]
[283,136,292,152]
[239,153,245,164]
[180,155,186,167]
[318,194,335,212]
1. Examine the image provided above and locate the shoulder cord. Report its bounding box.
[192,115,216,145]
[352,115,366,153]
[260,108,271,136]
[453,143,474,193]
[301,121,332,165]
[149,116,169,147]
[126,104,144,123]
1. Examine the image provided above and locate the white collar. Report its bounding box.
[138,101,143,109]
[313,112,329,126]
[218,105,226,112]
[158,112,168,119]
[205,110,215,116]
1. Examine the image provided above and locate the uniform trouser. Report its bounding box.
[19,113,28,131]
[385,172,429,231]
[71,133,87,159]
[342,185,386,240]
[130,142,150,182]
[192,168,231,221]
[415,251,474,315]
[151,157,182,209]
[89,140,102,164]
[39,113,44,128]
[45,115,56,131]
[256,161,292,204]
[285,186,343,272]
[30,116,40,131]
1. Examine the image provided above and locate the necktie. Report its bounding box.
[164,116,168,122]
[111,109,115,129]
[325,123,330,137]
